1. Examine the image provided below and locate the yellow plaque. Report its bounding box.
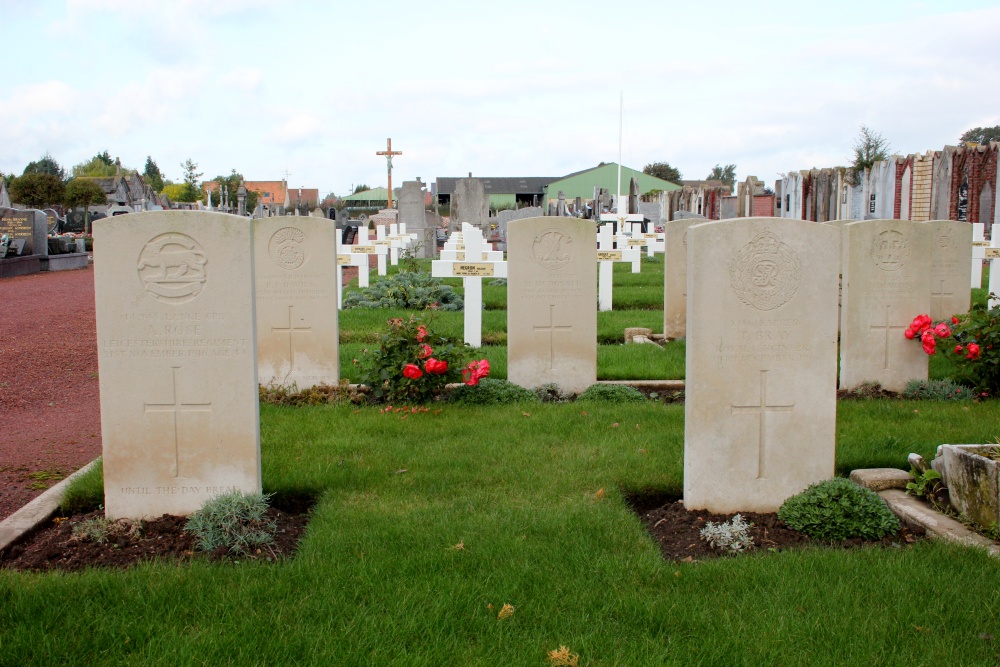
[986,248,1000,259]
[452,263,493,277]
[454,252,466,261]
[352,245,376,254]
[974,241,991,247]
[627,238,647,246]
[643,233,659,239]
[597,250,623,261]
[336,254,350,265]
[374,240,391,246]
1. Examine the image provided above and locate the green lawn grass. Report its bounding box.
[4,400,1000,665]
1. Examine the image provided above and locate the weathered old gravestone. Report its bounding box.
[398,180,434,259]
[928,219,972,320]
[451,178,490,232]
[839,219,931,392]
[662,216,705,338]
[508,217,596,393]
[685,217,840,513]
[94,211,260,519]
[254,217,339,388]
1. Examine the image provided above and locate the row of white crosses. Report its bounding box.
[623,221,665,257]
[597,223,640,311]
[431,223,507,347]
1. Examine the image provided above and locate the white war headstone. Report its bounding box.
[663,216,705,338]
[597,222,640,311]
[93,211,260,519]
[928,219,972,321]
[839,219,931,392]
[508,217,596,393]
[972,222,987,288]
[685,218,840,513]
[255,217,339,388]
[988,234,1000,310]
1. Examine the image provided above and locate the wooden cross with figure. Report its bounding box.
[376,138,402,208]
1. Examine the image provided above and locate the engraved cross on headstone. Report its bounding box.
[731,370,794,480]
[533,304,573,370]
[869,304,908,371]
[272,305,312,370]
[144,366,212,478]
[930,278,955,310]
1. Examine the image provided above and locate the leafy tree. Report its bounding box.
[642,162,683,185]
[205,170,258,213]
[72,153,120,178]
[353,183,371,194]
[850,125,891,184]
[959,126,1000,145]
[176,158,203,202]
[161,182,187,203]
[64,178,109,235]
[707,164,737,191]
[143,156,164,193]
[22,152,66,181]
[9,173,66,208]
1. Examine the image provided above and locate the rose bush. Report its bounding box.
[906,306,998,394]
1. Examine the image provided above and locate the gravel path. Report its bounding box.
[0,266,101,521]
[0,261,362,521]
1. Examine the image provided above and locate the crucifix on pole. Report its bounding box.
[376,138,402,209]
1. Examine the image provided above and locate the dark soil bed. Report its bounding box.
[631,494,924,561]
[2,501,313,573]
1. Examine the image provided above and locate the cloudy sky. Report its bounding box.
[3,0,999,197]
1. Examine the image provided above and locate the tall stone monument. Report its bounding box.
[507,217,596,393]
[451,177,489,233]
[685,217,840,513]
[94,211,260,519]
[398,180,434,259]
[254,217,339,388]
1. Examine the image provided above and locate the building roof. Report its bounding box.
[286,187,319,207]
[435,176,559,196]
[543,163,681,200]
[244,181,287,207]
[342,187,390,202]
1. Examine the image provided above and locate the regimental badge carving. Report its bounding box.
[532,228,573,270]
[137,233,207,304]
[936,226,955,250]
[871,230,909,271]
[728,230,801,311]
[268,227,306,270]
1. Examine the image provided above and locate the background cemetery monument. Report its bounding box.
[94,211,261,519]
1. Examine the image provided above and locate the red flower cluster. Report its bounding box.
[402,333,449,380]
[462,359,490,386]
[954,342,982,360]
[416,325,428,342]
[904,314,951,355]
[424,357,448,374]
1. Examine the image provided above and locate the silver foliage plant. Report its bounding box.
[699,514,755,554]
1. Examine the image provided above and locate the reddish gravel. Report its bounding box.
[0,266,101,521]
[0,261,363,522]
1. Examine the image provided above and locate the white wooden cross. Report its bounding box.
[972,222,987,289]
[987,233,999,310]
[335,226,389,308]
[372,225,393,276]
[627,221,664,257]
[600,195,644,237]
[597,223,640,312]
[431,226,507,347]
[440,223,503,263]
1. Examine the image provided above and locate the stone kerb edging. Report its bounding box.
[0,457,101,555]
[850,468,1000,557]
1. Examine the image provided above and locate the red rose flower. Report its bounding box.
[417,344,433,359]
[934,323,951,338]
[954,344,964,354]
[424,357,448,374]
[966,343,981,360]
[416,325,428,342]
[904,329,916,340]
[461,359,491,386]
[911,314,932,333]
[403,363,423,379]
[951,316,960,325]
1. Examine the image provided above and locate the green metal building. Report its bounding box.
[541,163,680,203]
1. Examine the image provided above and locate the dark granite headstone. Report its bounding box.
[0,211,44,255]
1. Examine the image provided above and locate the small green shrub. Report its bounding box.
[902,379,973,401]
[259,380,367,406]
[184,491,277,556]
[699,514,755,554]
[71,517,142,544]
[577,384,647,403]
[449,378,539,405]
[778,478,900,541]
[344,272,463,310]
[534,383,572,403]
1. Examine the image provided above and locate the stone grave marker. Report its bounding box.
[928,219,972,320]
[451,178,489,232]
[508,217,596,393]
[93,210,260,519]
[0,209,46,256]
[685,217,840,513]
[839,219,931,391]
[988,235,1000,310]
[663,216,705,338]
[255,217,339,388]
